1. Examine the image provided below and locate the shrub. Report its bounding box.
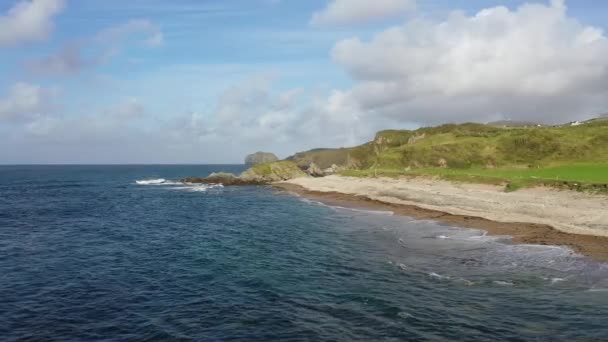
[498,130,562,163]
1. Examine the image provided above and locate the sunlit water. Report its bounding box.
[1,165,607,341]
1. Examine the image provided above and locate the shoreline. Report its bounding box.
[274,179,608,262]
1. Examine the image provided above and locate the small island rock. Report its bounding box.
[245,152,279,166]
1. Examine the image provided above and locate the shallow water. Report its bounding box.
[1,165,607,341]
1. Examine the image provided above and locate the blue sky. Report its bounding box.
[1,0,607,163]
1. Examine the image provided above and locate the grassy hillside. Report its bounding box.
[286,148,353,169]
[288,119,608,190]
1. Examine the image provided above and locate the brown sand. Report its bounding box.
[274,182,608,262]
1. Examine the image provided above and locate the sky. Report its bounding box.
[1,0,607,164]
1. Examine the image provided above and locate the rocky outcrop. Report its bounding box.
[321,164,340,176]
[240,161,309,183]
[244,152,279,166]
[182,172,267,186]
[306,162,324,177]
[183,161,308,186]
[407,133,426,145]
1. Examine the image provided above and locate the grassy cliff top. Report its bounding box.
[288,120,608,190]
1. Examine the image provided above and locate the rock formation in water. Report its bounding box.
[244,152,279,166]
[183,161,309,186]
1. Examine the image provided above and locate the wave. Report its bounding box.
[398,312,415,319]
[136,178,168,185]
[170,184,224,192]
[429,272,451,280]
[492,280,515,286]
[298,198,393,216]
[136,179,224,192]
[330,205,394,216]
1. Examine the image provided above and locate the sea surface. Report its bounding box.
[1,165,608,341]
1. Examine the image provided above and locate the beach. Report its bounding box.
[277,175,608,261]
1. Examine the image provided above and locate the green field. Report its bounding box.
[409,163,608,184]
[340,163,608,192]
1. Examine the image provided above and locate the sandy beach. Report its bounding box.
[276,176,608,261]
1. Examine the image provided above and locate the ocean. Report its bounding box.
[1,165,607,341]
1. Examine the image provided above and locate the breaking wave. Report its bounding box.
[136,178,169,185]
[136,179,224,192]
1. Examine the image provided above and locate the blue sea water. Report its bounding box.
[1,165,607,341]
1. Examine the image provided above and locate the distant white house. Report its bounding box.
[570,121,582,126]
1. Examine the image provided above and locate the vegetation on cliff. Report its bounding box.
[186,118,608,190]
[289,119,608,191]
[184,161,308,185]
[241,161,309,183]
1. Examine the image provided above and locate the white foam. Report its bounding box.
[454,278,475,286]
[492,280,514,286]
[298,197,393,215]
[398,263,409,271]
[298,198,325,206]
[429,272,450,280]
[136,178,167,185]
[136,179,224,192]
[398,312,415,319]
[170,184,224,192]
[329,205,394,216]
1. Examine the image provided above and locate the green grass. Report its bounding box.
[291,120,608,192]
[340,163,608,193]
[408,163,608,184]
[251,163,272,176]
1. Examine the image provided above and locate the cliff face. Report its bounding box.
[245,152,279,166]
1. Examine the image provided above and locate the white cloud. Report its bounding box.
[104,97,145,120]
[1,75,385,164]
[330,0,608,124]
[311,0,415,26]
[166,74,379,156]
[24,42,91,76]
[25,19,164,76]
[0,82,56,122]
[0,0,65,47]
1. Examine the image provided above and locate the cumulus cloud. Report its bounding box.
[1,75,388,164]
[311,0,415,26]
[330,0,608,124]
[0,0,65,47]
[182,75,388,154]
[0,82,56,122]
